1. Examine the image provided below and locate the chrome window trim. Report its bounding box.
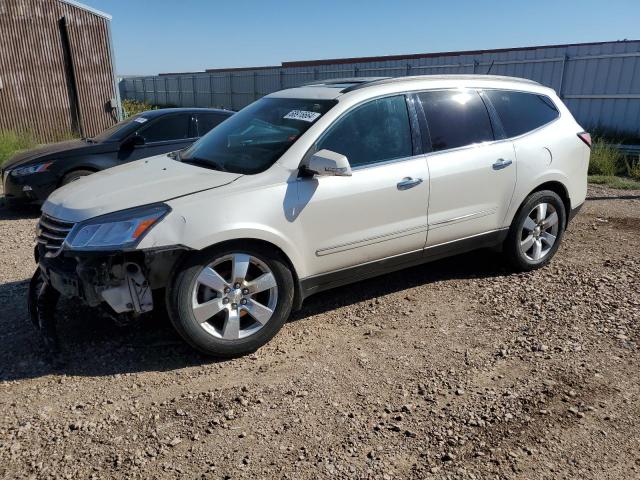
[350,152,427,171]
[423,139,508,159]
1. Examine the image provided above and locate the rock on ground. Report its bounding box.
[0,184,639,479]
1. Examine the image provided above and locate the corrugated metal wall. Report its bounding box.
[0,0,118,141]
[120,40,640,135]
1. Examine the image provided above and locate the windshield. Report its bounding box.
[91,114,146,143]
[180,97,336,174]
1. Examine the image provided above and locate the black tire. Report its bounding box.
[167,243,294,357]
[61,169,94,185]
[504,190,566,272]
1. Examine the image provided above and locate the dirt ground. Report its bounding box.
[0,184,638,480]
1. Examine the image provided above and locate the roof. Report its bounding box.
[58,0,112,20]
[268,74,543,100]
[350,74,539,91]
[266,86,346,101]
[139,107,234,117]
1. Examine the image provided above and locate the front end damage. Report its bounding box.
[28,228,185,354]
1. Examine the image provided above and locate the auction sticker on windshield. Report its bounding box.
[283,110,321,122]
[134,117,149,124]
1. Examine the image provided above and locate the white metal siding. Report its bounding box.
[119,40,640,135]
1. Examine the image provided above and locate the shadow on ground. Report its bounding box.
[0,203,40,220]
[587,194,640,201]
[0,250,510,382]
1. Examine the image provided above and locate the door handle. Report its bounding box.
[492,158,513,170]
[397,177,423,190]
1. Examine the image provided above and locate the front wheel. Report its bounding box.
[61,169,94,186]
[504,190,566,271]
[167,244,294,357]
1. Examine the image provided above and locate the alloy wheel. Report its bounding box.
[191,253,278,340]
[519,202,559,261]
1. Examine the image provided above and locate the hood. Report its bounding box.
[43,154,242,223]
[2,139,104,170]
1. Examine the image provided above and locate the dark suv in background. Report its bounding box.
[2,108,233,207]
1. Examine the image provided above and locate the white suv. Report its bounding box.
[32,75,590,357]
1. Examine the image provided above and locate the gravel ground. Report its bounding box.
[0,184,639,480]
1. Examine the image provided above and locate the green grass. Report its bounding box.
[122,99,159,118]
[0,130,38,166]
[588,175,640,190]
[588,138,623,176]
[587,137,640,188]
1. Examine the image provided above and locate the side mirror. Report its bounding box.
[121,134,144,150]
[305,149,352,177]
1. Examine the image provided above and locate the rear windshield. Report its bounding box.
[180,97,336,174]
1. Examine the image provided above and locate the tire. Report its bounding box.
[504,190,566,272]
[61,169,94,185]
[167,244,294,357]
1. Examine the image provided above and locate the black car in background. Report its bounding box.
[1,108,233,207]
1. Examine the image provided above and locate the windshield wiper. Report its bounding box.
[181,156,226,172]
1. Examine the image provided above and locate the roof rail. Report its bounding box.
[299,77,389,88]
[341,74,541,93]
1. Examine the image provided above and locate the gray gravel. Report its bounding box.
[0,184,639,479]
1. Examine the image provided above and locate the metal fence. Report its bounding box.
[120,40,640,135]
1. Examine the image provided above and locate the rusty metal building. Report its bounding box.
[0,0,121,141]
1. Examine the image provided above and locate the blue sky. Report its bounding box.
[85,0,640,76]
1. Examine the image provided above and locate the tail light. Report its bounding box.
[577,131,592,148]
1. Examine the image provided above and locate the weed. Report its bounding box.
[0,130,38,166]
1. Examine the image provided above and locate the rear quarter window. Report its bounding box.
[486,90,559,138]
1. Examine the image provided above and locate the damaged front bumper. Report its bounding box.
[35,244,186,314]
[28,243,187,353]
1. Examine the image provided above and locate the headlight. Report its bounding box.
[65,204,171,251]
[11,162,53,177]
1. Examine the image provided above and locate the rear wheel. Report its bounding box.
[504,190,566,271]
[61,169,94,185]
[167,244,294,357]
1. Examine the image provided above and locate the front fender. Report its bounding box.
[138,215,309,279]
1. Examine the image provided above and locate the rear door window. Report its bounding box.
[196,113,228,136]
[317,95,413,168]
[485,90,559,138]
[418,90,494,152]
[138,114,190,143]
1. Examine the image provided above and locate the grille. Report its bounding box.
[37,214,75,255]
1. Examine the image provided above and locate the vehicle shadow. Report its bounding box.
[587,194,640,201]
[0,250,509,382]
[0,202,40,220]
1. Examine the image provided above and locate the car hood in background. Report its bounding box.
[2,139,114,170]
[43,154,242,223]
